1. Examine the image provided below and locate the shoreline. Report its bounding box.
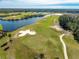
[0,15,44,21]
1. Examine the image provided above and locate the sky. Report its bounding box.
[0,0,79,9]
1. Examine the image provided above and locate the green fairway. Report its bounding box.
[11,16,64,59]
[0,15,79,59]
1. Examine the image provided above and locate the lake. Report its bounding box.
[0,17,42,31]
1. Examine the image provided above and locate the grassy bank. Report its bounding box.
[2,12,44,21]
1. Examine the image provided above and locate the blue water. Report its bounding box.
[0,17,42,31]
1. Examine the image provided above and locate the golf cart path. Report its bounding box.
[59,34,68,59]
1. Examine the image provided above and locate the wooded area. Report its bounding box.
[59,15,79,42]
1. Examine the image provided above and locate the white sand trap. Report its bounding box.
[43,13,63,18]
[52,13,63,16]
[50,25,63,31]
[18,29,36,37]
[43,15,51,18]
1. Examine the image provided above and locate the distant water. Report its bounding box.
[0,17,42,31]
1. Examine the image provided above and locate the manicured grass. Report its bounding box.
[64,35,79,59]
[12,15,79,59]
[0,15,79,59]
[11,16,64,59]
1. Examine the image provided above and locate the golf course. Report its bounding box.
[0,13,79,59]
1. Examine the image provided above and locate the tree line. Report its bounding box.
[0,9,79,13]
[59,14,79,42]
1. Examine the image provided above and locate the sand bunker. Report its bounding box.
[18,29,36,37]
[50,24,63,31]
[52,13,63,16]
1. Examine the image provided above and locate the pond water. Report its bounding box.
[0,17,42,31]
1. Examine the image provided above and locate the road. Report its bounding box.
[59,34,68,59]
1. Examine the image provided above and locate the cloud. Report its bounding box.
[0,0,79,8]
[0,0,14,1]
[65,0,79,2]
[0,0,79,4]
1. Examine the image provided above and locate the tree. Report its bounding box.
[59,15,79,42]
[0,24,3,31]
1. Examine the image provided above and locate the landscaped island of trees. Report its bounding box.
[59,14,79,42]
